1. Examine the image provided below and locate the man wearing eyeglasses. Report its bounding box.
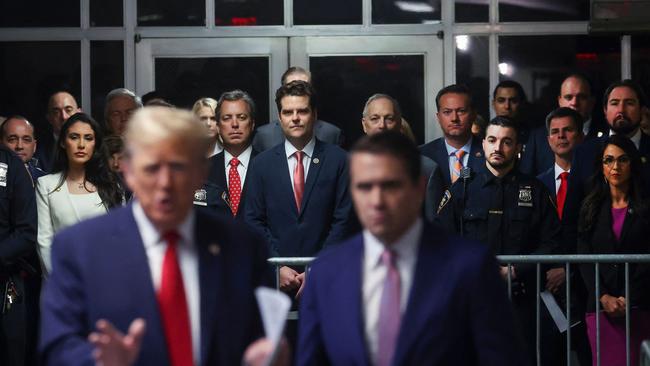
[361,93,444,222]
[420,84,484,194]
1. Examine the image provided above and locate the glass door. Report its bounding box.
[290,36,443,145]
[135,37,288,121]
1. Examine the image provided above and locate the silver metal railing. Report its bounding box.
[268,254,650,366]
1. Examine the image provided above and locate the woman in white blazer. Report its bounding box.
[36,113,124,273]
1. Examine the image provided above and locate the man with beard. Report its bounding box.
[436,116,561,365]
[562,80,650,245]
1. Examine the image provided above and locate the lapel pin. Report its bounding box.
[475,151,482,157]
[642,157,647,164]
[208,243,221,256]
[313,158,320,164]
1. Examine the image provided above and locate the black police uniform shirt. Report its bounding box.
[0,145,38,269]
[436,164,561,278]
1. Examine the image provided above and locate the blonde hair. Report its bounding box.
[191,97,218,115]
[124,106,209,159]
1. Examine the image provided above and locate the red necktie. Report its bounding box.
[158,231,193,366]
[556,171,569,219]
[293,151,305,212]
[228,157,242,216]
[451,150,466,183]
[377,249,401,366]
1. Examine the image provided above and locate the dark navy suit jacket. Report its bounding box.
[252,120,343,152]
[419,136,484,190]
[537,166,557,201]
[562,131,650,252]
[196,149,258,219]
[244,139,353,257]
[39,205,271,366]
[297,222,526,366]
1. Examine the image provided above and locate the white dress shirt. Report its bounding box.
[132,202,201,365]
[224,146,252,188]
[610,127,642,149]
[553,163,570,194]
[362,218,422,364]
[444,138,472,178]
[285,137,315,196]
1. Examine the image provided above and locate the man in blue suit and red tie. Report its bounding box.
[39,106,274,366]
[298,131,525,365]
[245,80,353,296]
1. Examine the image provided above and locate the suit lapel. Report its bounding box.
[273,144,299,217]
[467,137,484,174]
[392,225,445,364]
[195,211,226,365]
[433,140,452,186]
[300,139,324,216]
[116,207,169,364]
[330,236,371,365]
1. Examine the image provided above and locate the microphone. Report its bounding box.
[461,167,471,180]
[459,167,471,237]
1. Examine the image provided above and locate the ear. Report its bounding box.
[361,118,368,134]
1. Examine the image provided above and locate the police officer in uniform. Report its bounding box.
[0,145,40,366]
[437,116,562,365]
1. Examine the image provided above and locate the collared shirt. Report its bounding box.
[583,118,591,136]
[209,143,223,158]
[224,145,252,188]
[610,127,642,149]
[554,163,570,194]
[285,137,315,195]
[133,202,201,364]
[362,218,422,364]
[444,138,472,178]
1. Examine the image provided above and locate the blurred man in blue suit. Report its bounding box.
[298,131,525,366]
[39,107,273,366]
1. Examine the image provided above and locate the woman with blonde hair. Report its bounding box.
[192,97,222,156]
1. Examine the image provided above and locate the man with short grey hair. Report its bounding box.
[104,88,143,136]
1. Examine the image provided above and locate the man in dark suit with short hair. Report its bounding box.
[298,131,524,366]
[196,90,258,219]
[39,107,273,366]
[245,80,353,297]
[252,67,343,152]
[420,84,484,193]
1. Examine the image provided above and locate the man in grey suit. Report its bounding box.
[252,67,343,152]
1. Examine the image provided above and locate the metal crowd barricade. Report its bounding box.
[269,254,650,366]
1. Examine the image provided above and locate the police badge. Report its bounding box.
[437,190,452,214]
[518,185,533,207]
[193,189,207,206]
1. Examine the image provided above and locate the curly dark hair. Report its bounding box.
[578,135,648,235]
[52,112,124,209]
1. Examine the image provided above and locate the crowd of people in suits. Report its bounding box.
[0,64,649,366]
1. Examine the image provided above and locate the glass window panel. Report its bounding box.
[310,55,425,146]
[0,0,79,27]
[499,0,589,22]
[90,0,123,27]
[372,0,441,24]
[294,0,361,25]
[456,35,490,122]
[499,35,620,128]
[91,41,124,126]
[154,57,269,121]
[215,0,283,26]
[455,0,489,23]
[138,0,205,26]
[0,42,80,141]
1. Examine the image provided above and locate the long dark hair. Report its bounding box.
[578,135,648,234]
[52,112,123,209]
